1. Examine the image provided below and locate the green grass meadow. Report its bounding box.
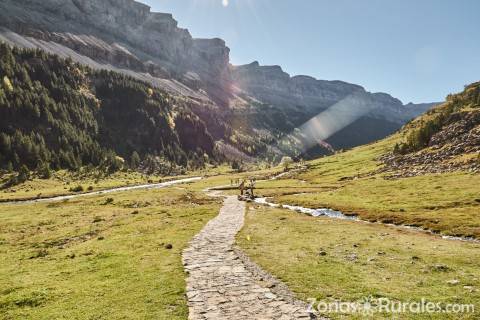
[0,185,221,319]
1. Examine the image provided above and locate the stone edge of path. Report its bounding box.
[233,211,327,319]
[233,246,314,311]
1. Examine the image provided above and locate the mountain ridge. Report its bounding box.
[231,61,437,124]
[0,0,439,165]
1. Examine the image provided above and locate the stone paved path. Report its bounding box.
[182,195,314,320]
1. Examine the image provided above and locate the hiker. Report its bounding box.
[239,179,245,196]
[248,179,256,198]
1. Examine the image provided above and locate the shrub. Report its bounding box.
[231,160,239,170]
[17,165,30,183]
[399,107,452,154]
[38,163,52,179]
[103,197,114,205]
[30,249,49,259]
[280,156,294,171]
[231,160,244,172]
[92,216,103,223]
[69,185,84,192]
[130,151,141,169]
[393,142,409,155]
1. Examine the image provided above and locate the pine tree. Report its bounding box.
[38,162,52,179]
[2,76,13,92]
[130,151,141,169]
[17,165,30,183]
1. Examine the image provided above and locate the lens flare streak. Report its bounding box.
[275,90,377,155]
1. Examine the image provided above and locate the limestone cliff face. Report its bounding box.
[232,61,435,124]
[232,62,365,114]
[233,61,362,101]
[0,0,231,101]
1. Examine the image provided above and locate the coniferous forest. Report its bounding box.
[0,43,216,175]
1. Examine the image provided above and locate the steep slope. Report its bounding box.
[0,0,437,163]
[0,44,217,173]
[382,81,480,177]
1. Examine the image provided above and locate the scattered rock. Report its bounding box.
[463,286,476,292]
[380,109,480,178]
[447,279,460,285]
[264,292,276,299]
[346,253,358,261]
[92,216,103,223]
[431,264,450,272]
[30,249,48,259]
